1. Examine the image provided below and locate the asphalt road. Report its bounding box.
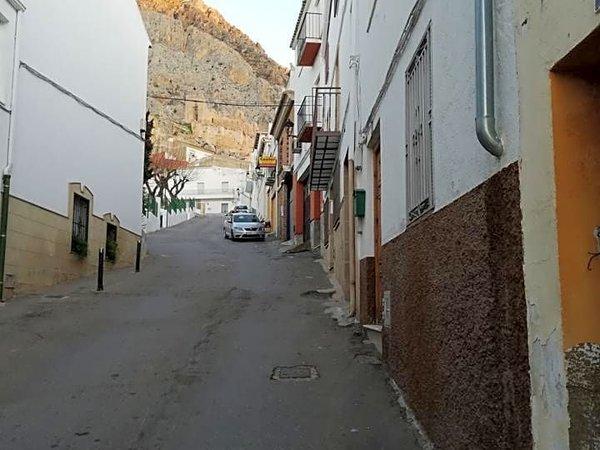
[0,216,421,450]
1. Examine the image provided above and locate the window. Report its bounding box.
[221,203,229,214]
[406,28,433,223]
[197,182,205,193]
[106,223,118,263]
[222,181,230,192]
[233,214,260,223]
[71,194,90,256]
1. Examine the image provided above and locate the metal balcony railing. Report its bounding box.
[296,12,322,66]
[313,87,341,134]
[308,87,342,191]
[297,95,314,142]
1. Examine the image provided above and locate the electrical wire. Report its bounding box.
[148,94,296,108]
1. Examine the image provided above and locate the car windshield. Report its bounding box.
[234,214,259,223]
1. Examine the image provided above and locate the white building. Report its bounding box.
[180,150,249,215]
[249,132,278,223]
[286,0,535,448]
[1,0,149,295]
[0,0,24,175]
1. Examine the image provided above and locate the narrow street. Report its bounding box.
[0,216,421,450]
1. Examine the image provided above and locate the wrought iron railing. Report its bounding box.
[313,87,341,133]
[297,95,314,141]
[296,12,322,64]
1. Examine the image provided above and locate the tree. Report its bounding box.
[143,112,194,201]
[143,111,154,189]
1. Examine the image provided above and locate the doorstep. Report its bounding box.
[363,324,383,355]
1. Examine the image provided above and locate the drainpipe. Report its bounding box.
[0,7,23,300]
[475,0,503,157]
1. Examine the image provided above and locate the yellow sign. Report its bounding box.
[258,156,277,168]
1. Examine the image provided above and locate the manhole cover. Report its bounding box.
[271,365,319,381]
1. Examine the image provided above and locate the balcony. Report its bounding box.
[296,13,322,66]
[309,87,342,191]
[297,95,314,143]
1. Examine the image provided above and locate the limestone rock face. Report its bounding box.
[138,0,287,159]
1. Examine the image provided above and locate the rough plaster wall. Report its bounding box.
[566,343,600,450]
[381,163,532,449]
[358,256,375,324]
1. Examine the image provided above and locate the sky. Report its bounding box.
[203,0,301,67]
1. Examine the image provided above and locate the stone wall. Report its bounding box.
[381,163,532,449]
[5,196,139,296]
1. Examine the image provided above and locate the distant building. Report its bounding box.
[180,150,249,215]
[0,0,149,296]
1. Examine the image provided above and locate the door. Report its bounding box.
[286,188,292,241]
[373,144,383,323]
[303,184,311,243]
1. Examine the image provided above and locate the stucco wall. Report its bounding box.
[381,163,532,449]
[17,0,149,132]
[332,0,520,262]
[515,1,600,447]
[11,69,145,233]
[0,0,18,107]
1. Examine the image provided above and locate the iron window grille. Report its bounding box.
[106,223,118,263]
[406,28,433,223]
[71,194,90,255]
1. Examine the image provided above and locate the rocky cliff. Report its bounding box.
[138,0,288,159]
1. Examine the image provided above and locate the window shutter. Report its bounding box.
[406,29,433,223]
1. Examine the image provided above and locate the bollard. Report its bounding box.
[97,248,104,292]
[135,240,142,273]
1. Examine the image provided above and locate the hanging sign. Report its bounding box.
[258,156,277,168]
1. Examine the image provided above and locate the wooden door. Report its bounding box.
[303,184,311,243]
[373,145,383,323]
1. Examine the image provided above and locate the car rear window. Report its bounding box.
[234,214,259,223]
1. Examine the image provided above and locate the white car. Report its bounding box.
[224,213,266,241]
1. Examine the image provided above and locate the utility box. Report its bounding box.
[354,189,366,218]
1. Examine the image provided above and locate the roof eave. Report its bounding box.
[7,0,25,11]
[289,0,308,48]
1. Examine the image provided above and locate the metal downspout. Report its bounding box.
[475,0,504,157]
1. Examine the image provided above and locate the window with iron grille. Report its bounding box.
[71,194,90,255]
[405,28,433,223]
[106,223,118,263]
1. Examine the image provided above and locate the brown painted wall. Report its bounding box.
[381,163,532,449]
[359,257,376,324]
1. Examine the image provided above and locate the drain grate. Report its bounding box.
[271,365,319,381]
